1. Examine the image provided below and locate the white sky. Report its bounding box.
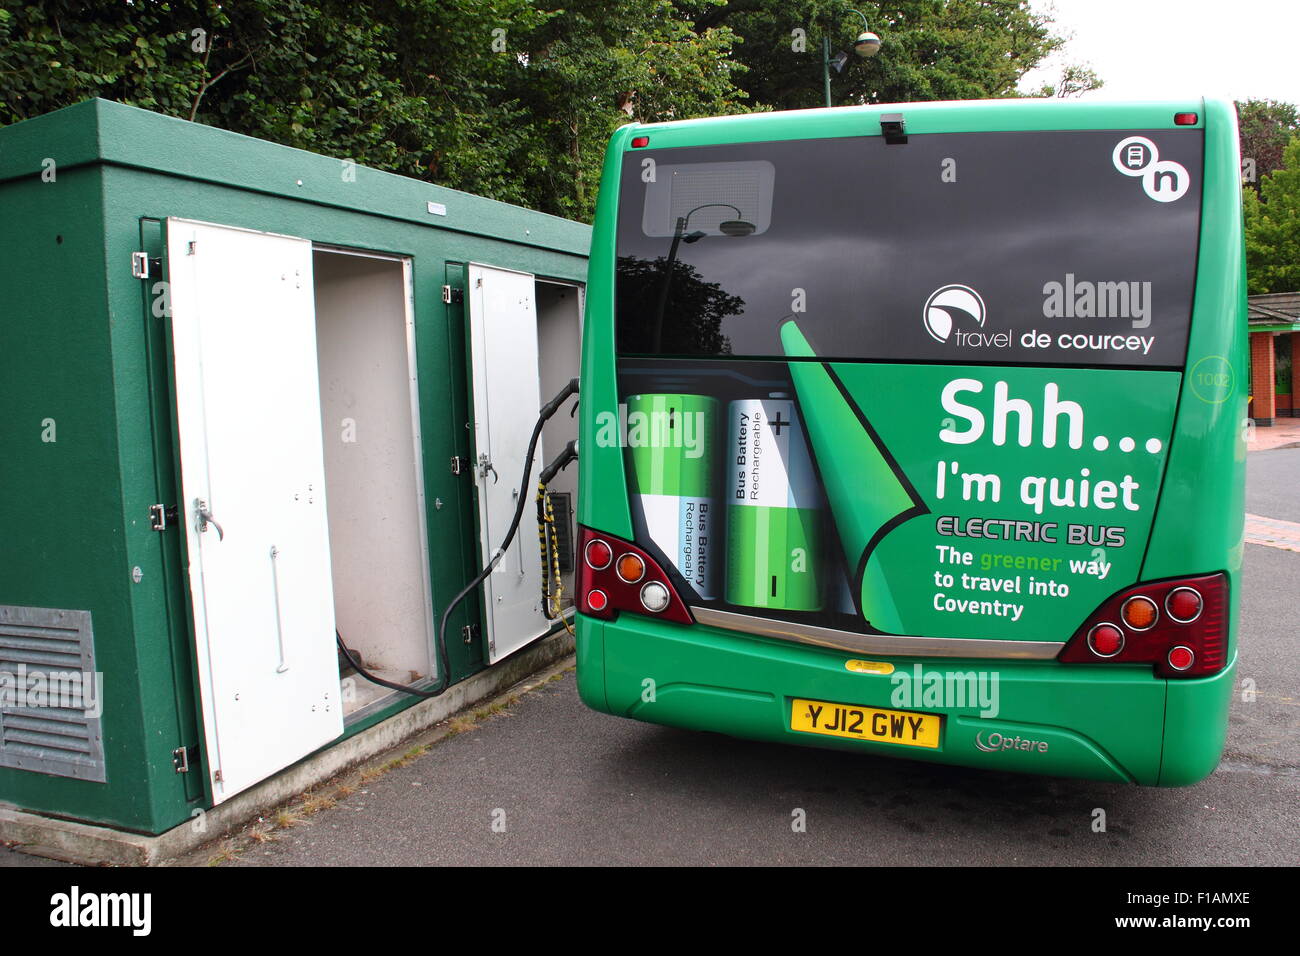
[1018,0,1300,105]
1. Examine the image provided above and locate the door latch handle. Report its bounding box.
[478,454,499,484]
[195,499,225,541]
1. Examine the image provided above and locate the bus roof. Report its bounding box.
[615,97,1225,150]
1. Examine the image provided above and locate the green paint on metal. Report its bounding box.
[586,611,1166,784]
[0,99,589,258]
[0,99,590,833]
[577,125,636,540]
[577,97,1244,787]
[611,98,1206,152]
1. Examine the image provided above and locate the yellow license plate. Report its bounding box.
[790,698,941,749]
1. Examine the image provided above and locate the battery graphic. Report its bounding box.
[780,320,923,632]
[725,397,824,611]
[624,393,720,599]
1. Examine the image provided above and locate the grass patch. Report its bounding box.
[273,807,303,829]
[206,840,240,866]
[301,791,338,816]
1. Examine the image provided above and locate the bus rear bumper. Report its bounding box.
[576,614,1235,787]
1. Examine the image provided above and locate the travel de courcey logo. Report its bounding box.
[923,284,987,344]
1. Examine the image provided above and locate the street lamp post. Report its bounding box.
[651,203,754,353]
[822,34,833,109]
[820,7,882,108]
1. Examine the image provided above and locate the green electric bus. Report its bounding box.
[575,98,1246,786]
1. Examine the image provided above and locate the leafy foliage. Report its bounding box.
[1,0,1087,220]
[1237,98,1300,193]
[673,0,1097,108]
[1243,137,1300,295]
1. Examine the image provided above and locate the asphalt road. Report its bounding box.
[1246,446,1300,524]
[5,451,1296,868]
[227,632,1295,866]
[218,454,1297,867]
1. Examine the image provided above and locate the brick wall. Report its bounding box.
[1250,331,1276,424]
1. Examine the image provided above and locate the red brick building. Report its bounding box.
[1247,293,1300,426]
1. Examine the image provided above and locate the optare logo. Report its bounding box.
[975,730,1049,754]
[1112,136,1190,203]
[923,284,986,343]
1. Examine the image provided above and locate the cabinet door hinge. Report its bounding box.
[442,284,463,305]
[172,745,195,774]
[149,503,179,531]
[132,252,163,279]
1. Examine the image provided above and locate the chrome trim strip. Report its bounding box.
[690,607,1065,660]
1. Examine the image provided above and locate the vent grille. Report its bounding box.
[549,492,574,573]
[0,606,105,782]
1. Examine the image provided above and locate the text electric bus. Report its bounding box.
[575,99,1245,785]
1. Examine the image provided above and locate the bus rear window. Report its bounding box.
[615,129,1203,368]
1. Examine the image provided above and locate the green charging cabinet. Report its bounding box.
[0,99,589,834]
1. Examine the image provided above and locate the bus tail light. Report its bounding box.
[1057,573,1227,678]
[585,538,613,570]
[1166,587,1203,623]
[1120,595,1158,630]
[1087,623,1125,657]
[577,526,693,625]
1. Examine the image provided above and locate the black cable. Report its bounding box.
[338,378,579,699]
[539,440,579,485]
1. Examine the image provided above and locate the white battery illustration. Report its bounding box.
[725,397,825,610]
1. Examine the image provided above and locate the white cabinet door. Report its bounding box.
[466,264,547,662]
[167,218,342,804]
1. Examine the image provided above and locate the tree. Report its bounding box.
[0,0,746,220]
[1237,99,1300,193]
[672,0,1099,109]
[1029,63,1104,99]
[0,1,1095,221]
[0,1,444,174]
[507,0,747,219]
[1243,137,1300,295]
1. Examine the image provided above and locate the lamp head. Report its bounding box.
[719,219,756,237]
[854,31,882,57]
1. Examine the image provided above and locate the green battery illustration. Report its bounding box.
[781,320,922,632]
[725,396,824,611]
[624,393,720,599]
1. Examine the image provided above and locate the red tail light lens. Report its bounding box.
[631,136,650,147]
[1087,623,1125,657]
[1166,587,1202,623]
[1168,646,1195,671]
[1058,573,1228,678]
[1173,112,1198,126]
[577,526,693,625]
[585,539,613,570]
